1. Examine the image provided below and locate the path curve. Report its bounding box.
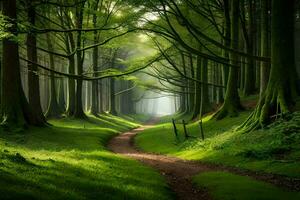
[108,122,300,200]
[108,123,211,200]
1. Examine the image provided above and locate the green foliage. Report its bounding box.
[0,14,12,40]
[0,116,172,200]
[193,172,300,200]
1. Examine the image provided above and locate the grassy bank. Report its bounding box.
[135,111,300,178]
[0,115,172,200]
[193,171,300,200]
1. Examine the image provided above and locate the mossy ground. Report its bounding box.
[135,111,300,178]
[0,114,172,200]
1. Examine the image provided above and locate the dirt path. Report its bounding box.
[108,124,212,200]
[108,123,300,200]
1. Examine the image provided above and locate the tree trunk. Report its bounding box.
[1,0,45,130]
[260,0,271,96]
[181,53,189,114]
[240,0,297,131]
[201,58,212,114]
[109,53,117,115]
[45,33,63,118]
[192,54,202,119]
[188,54,195,113]
[73,3,86,119]
[66,55,75,116]
[98,80,104,113]
[243,0,256,96]
[26,4,46,124]
[90,0,100,116]
[58,75,66,112]
[214,0,242,120]
[109,78,117,115]
[222,0,231,95]
[90,45,99,115]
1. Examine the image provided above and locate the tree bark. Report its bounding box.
[90,0,100,116]
[214,0,242,120]
[222,0,231,95]
[242,0,256,96]
[58,74,66,112]
[109,52,117,115]
[26,4,46,124]
[45,33,63,118]
[201,58,212,114]
[240,0,297,131]
[1,0,45,130]
[192,54,202,119]
[188,54,195,113]
[66,47,76,116]
[181,53,189,114]
[260,0,271,96]
[73,2,87,119]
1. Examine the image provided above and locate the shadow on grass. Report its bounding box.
[0,116,172,200]
[0,151,172,200]
[49,114,137,133]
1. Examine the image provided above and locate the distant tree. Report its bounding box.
[45,33,63,118]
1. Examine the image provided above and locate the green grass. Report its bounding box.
[135,111,300,178]
[0,115,173,200]
[193,172,300,200]
[135,111,250,155]
[158,112,193,124]
[119,114,153,124]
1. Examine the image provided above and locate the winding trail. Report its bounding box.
[108,121,300,200]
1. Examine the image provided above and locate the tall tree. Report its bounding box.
[188,54,195,113]
[45,33,63,118]
[1,0,44,129]
[240,0,298,131]
[242,0,256,96]
[66,33,76,116]
[201,58,212,114]
[260,0,271,96]
[214,0,242,120]
[192,54,202,119]
[26,1,46,124]
[222,0,231,96]
[90,0,100,116]
[109,50,118,115]
[73,0,87,118]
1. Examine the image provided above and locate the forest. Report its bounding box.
[0,0,300,199]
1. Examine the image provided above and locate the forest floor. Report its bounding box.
[1,110,300,199]
[110,118,300,200]
[0,115,173,200]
